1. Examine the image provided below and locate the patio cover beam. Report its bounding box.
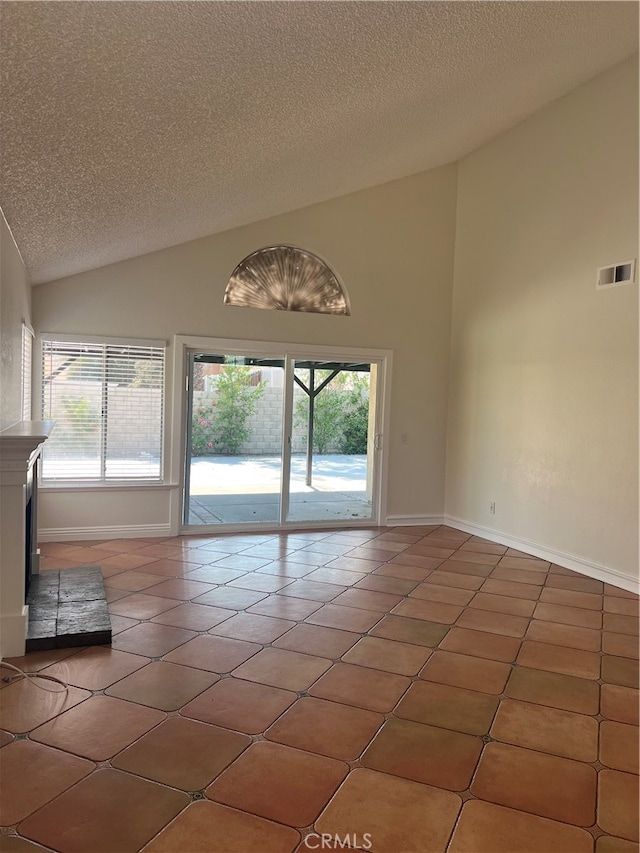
[194,354,370,373]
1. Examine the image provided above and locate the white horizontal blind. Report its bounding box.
[41,339,164,482]
[21,323,33,421]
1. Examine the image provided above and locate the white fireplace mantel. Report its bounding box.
[0,420,54,658]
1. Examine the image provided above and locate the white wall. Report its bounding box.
[0,210,31,430]
[446,58,639,583]
[33,165,458,534]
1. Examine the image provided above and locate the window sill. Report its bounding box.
[40,482,178,493]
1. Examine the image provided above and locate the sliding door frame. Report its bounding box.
[170,334,393,535]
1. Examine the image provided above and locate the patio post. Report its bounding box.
[306,368,315,487]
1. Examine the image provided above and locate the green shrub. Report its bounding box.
[295,370,370,454]
[191,402,218,455]
[212,367,264,454]
[191,366,263,456]
[294,372,345,454]
[61,396,98,436]
[340,400,369,453]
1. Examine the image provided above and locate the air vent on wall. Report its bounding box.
[596,259,636,290]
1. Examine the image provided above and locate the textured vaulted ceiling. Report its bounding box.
[1,2,638,285]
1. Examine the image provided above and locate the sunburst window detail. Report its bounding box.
[223,245,350,315]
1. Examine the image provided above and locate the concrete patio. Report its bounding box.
[187,454,372,525]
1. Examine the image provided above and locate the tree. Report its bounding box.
[295,370,369,454]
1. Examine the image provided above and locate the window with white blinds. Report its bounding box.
[41,338,165,483]
[21,322,33,421]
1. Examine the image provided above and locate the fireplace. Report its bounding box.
[0,421,53,657]
[1,420,112,655]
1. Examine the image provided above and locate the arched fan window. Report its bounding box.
[223,245,350,315]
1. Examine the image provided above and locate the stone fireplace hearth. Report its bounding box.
[26,565,111,651]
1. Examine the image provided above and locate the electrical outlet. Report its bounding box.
[400,433,409,445]
[489,502,496,514]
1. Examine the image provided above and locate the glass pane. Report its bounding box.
[286,361,373,523]
[186,355,285,525]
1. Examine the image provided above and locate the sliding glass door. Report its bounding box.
[183,348,382,529]
[184,353,285,525]
[286,360,374,524]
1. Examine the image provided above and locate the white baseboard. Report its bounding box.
[38,523,172,542]
[386,514,445,527]
[445,514,639,594]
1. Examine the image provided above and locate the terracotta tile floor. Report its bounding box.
[1,525,638,853]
